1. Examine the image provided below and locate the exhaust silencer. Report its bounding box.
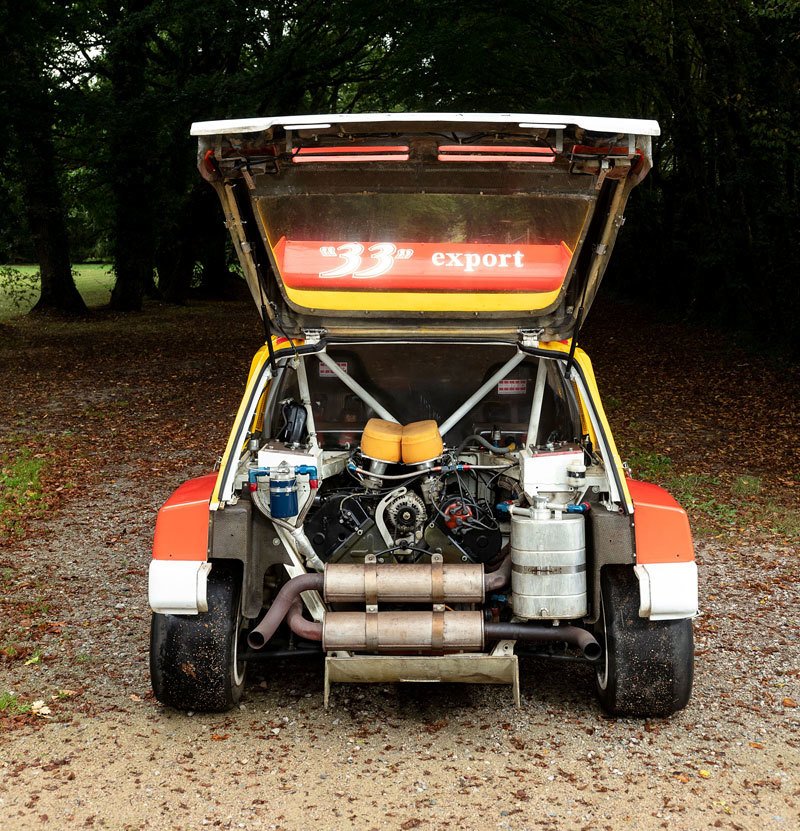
[323,610,483,652]
[324,561,484,604]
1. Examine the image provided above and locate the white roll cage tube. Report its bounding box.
[220,344,617,505]
[437,351,527,437]
[316,352,400,424]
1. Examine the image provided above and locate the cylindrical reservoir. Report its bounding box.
[510,511,586,619]
[269,465,298,518]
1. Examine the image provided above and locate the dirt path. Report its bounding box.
[1,299,798,831]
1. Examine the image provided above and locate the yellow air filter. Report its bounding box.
[402,420,443,465]
[361,418,403,463]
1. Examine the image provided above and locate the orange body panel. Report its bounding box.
[152,474,216,561]
[628,479,694,564]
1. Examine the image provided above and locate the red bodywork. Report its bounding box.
[152,474,215,561]
[273,238,571,292]
[628,479,694,564]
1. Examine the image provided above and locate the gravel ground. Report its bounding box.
[1,299,798,830]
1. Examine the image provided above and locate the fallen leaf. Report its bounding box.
[211,733,229,741]
[698,769,711,779]
[749,741,764,749]
[30,700,52,717]
[782,697,797,708]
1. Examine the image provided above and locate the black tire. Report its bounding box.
[150,565,247,712]
[594,566,693,717]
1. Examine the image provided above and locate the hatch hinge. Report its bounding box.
[593,243,608,256]
[302,328,327,345]
[517,328,544,348]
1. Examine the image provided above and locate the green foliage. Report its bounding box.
[0,448,46,540]
[1,1,799,336]
[0,691,32,715]
[0,265,114,320]
[627,450,674,481]
[732,475,762,497]
[0,267,39,312]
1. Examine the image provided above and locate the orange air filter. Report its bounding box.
[402,420,443,465]
[361,418,403,463]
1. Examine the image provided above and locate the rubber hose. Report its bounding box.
[457,434,512,455]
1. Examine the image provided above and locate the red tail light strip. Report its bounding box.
[437,145,555,163]
[292,145,410,163]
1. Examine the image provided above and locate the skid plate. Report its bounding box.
[323,653,520,708]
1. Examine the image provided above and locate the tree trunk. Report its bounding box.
[4,8,87,315]
[107,1,156,311]
[21,125,88,315]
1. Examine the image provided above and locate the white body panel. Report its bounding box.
[634,562,699,621]
[191,111,661,137]
[149,560,211,615]
[521,445,585,496]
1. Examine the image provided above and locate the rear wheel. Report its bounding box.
[594,566,693,717]
[150,564,247,712]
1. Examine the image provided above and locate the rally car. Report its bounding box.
[148,113,697,716]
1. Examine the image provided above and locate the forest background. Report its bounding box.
[1,0,798,353]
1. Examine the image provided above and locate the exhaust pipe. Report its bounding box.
[286,597,322,642]
[247,572,323,649]
[484,621,601,660]
[483,553,511,593]
[246,553,520,652]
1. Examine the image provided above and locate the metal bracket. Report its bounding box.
[240,166,256,191]
[518,328,544,348]
[301,328,326,345]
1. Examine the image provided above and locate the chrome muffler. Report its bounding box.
[323,561,484,604]
[323,610,483,652]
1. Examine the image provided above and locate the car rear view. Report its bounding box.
[148,113,697,716]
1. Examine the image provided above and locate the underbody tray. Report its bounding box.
[323,651,520,708]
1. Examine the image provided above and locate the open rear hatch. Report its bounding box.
[192,113,658,340]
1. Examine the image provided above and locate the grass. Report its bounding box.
[625,448,799,540]
[627,450,674,481]
[0,264,114,320]
[0,448,47,541]
[626,449,738,534]
[0,691,32,716]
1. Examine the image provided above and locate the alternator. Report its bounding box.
[386,492,427,537]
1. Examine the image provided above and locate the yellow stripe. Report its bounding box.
[210,338,304,509]
[282,286,562,312]
[539,341,633,512]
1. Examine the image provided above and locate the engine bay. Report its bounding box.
[227,342,620,630]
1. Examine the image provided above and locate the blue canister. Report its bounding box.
[269,461,299,518]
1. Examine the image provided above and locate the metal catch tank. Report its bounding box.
[510,510,587,620]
